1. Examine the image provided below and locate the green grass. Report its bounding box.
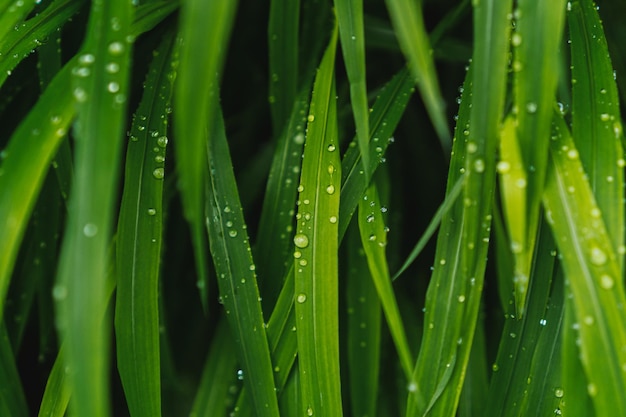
[1,1,626,416]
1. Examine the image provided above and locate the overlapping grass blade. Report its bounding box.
[174,0,237,307]
[335,0,370,182]
[0,0,38,50]
[0,324,28,417]
[383,0,450,150]
[484,222,564,416]
[268,0,299,133]
[358,183,413,380]
[255,92,309,308]
[37,347,70,417]
[0,0,84,89]
[405,1,510,415]
[54,1,132,416]
[346,222,381,417]
[458,317,488,417]
[115,29,178,417]
[205,109,280,416]
[189,317,238,417]
[293,24,343,417]
[506,0,566,316]
[542,115,626,416]
[569,0,624,259]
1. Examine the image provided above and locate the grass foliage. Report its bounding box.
[1,0,625,416]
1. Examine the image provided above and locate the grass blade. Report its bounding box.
[268,0,299,133]
[174,0,237,307]
[346,221,381,417]
[384,0,451,150]
[358,183,413,380]
[0,324,28,417]
[54,1,132,416]
[293,24,343,417]
[37,347,70,417]
[542,114,626,416]
[335,0,370,182]
[205,109,280,416]
[115,29,178,417]
[507,0,566,316]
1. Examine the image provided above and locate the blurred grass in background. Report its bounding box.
[0,0,625,416]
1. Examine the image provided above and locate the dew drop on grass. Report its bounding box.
[237,369,244,380]
[600,274,614,289]
[497,160,511,173]
[567,149,579,159]
[153,167,164,179]
[293,133,304,144]
[294,233,309,248]
[52,285,67,301]
[307,114,315,122]
[73,87,87,102]
[157,136,168,147]
[590,247,607,265]
[83,223,98,237]
[600,113,610,121]
[106,62,119,73]
[147,208,156,216]
[511,33,522,46]
[326,185,335,195]
[526,102,538,114]
[457,295,466,303]
[583,315,594,326]
[296,293,307,303]
[293,251,302,259]
[473,158,485,173]
[329,216,337,224]
[108,41,124,55]
[587,383,597,397]
[78,53,95,65]
[554,388,564,398]
[327,144,336,152]
[228,230,238,238]
[107,82,120,93]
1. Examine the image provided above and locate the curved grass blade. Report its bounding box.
[115,29,178,417]
[37,347,70,417]
[346,221,381,417]
[205,109,280,417]
[569,0,624,260]
[484,222,564,417]
[189,317,238,417]
[0,0,38,49]
[0,0,177,329]
[383,0,451,151]
[174,0,237,308]
[293,24,343,417]
[335,0,370,182]
[0,0,84,89]
[0,324,28,417]
[406,0,511,414]
[458,314,488,417]
[255,91,309,308]
[268,0,299,133]
[507,0,566,316]
[54,1,132,416]
[542,115,626,416]
[358,183,413,380]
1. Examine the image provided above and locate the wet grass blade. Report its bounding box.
[37,347,70,417]
[115,29,178,417]
[0,0,84,89]
[346,221,381,417]
[205,109,280,416]
[268,0,299,133]
[405,0,511,415]
[542,114,626,416]
[175,0,237,307]
[293,24,343,417]
[0,324,28,417]
[335,0,370,182]
[54,1,132,416]
[569,0,624,259]
[384,0,451,150]
[508,0,566,316]
[358,183,413,380]
[0,0,38,50]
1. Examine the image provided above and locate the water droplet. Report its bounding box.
[293,251,302,259]
[539,318,547,326]
[587,383,597,397]
[457,295,466,303]
[473,158,485,173]
[327,144,336,152]
[467,141,477,153]
[147,208,156,216]
[107,82,120,93]
[366,214,375,223]
[83,223,98,237]
[600,113,610,121]
[78,54,95,65]
[237,369,244,380]
[407,381,417,392]
[153,167,164,179]
[516,178,527,188]
[108,41,124,55]
[600,274,614,289]
[299,259,307,266]
[228,230,238,238]
[511,33,522,46]
[583,315,594,325]
[297,185,304,192]
[293,133,305,144]
[567,149,579,159]
[307,114,315,122]
[297,293,307,303]
[326,185,335,194]
[106,62,119,73]
[73,87,87,102]
[590,247,607,265]
[554,388,564,398]
[329,216,337,224]
[52,285,67,301]
[294,233,309,248]
[249,264,256,271]
[157,136,168,147]
[526,102,538,114]
[492,363,499,372]
[497,161,511,173]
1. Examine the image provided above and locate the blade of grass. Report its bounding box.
[507,0,566,316]
[358,183,413,381]
[174,0,237,309]
[115,28,178,417]
[0,0,38,52]
[0,323,28,417]
[569,0,624,262]
[457,314,488,417]
[542,114,626,416]
[405,0,511,415]
[0,0,85,89]
[54,1,132,416]
[205,109,280,416]
[335,0,370,182]
[293,23,343,417]
[37,347,70,417]
[383,0,451,151]
[346,220,381,417]
[268,0,299,133]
